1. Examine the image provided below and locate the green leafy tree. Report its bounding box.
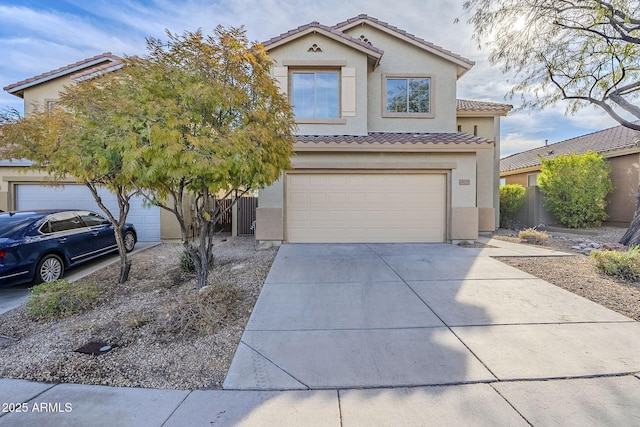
[120,26,296,289]
[461,0,640,242]
[499,183,526,228]
[538,152,613,228]
[0,99,139,283]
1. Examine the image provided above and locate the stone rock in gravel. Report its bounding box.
[603,242,627,251]
[256,241,274,250]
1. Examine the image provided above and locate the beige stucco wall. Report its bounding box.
[503,172,529,188]
[457,117,496,140]
[257,149,494,242]
[267,33,370,136]
[342,25,458,133]
[607,154,639,224]
[22,76,71,115]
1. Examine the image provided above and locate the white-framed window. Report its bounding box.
[384,75,432,117]
[291,70,340,119]
[528,173,539,187]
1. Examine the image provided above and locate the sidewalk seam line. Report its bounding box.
[366,243,501,382]
[241,340,310,389]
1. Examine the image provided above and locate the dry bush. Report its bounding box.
[591,246,640,282]
[153,283,242,341]
[518,228,549,245]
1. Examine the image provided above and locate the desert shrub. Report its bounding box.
[154,283,242,340]
[179,249,195,273]
[500,184,526,228]
[538,151,613,228]
[518,228,549,245]
[591,246,640,282]
[26,279,102,321]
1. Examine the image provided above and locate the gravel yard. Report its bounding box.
[494,226,640,321]
[0,227,638,390]
[0,236,277,390]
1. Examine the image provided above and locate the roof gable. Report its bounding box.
[501,121,640,172]
[3,52,122,98]
[262,21,383,65]
[334,14,474,77]
[263,15,473,76]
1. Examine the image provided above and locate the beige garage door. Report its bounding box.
[286,173,446,243]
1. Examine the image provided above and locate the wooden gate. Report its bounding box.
[215,199,232,232]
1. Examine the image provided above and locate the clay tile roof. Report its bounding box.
[500,121,640,172]
[3,52,122,95]
[457,99,513,113]
[333,14,474,69]
[71,59,124,81]
[262,20,384,57]
[296,132,493,146]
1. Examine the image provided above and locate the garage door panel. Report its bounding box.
[16,185,160,242]
[286,173,446,243]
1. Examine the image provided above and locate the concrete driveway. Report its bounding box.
[224,240,640,390]
[0,242,159,315]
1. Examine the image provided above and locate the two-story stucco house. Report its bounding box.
[2,15,510,244]
[255,15,511,243]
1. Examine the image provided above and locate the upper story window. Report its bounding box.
[384,75,432,117]
[291,71,339,119]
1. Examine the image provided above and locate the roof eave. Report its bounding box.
[4,57,119,96]
[263,26,383,63]
[457,110,511,117]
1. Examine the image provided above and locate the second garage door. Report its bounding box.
[286,173,446,243]
[16,184,161,242]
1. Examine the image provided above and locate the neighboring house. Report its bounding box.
[256,15,511,243]
[501,121,640,227]
[1,53,170,241]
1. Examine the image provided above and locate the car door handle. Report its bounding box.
[92,232,99,236]
[57,238,67,243]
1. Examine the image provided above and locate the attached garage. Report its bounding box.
[15,184,161,242]
[286,172,446,243]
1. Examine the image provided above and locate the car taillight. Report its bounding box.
[0,250,5,258]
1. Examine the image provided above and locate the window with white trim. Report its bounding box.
[384,76,431,115]
[291,71,339,119]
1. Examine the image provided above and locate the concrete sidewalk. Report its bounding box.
[1,239,640,426]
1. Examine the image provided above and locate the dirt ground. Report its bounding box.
[0,228,638,390]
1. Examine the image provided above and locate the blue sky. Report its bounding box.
[0,0,623,157]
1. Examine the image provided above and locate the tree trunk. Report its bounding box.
[114,230,131,283]
[119,261,131,283]
[620,184,640,246]
[190,215,215,289]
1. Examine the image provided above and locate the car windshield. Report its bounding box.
[0,214,40,237]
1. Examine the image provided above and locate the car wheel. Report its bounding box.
[36,254,64,283]
[124,231,136,253]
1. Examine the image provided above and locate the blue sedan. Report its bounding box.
[0,210,137,287]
